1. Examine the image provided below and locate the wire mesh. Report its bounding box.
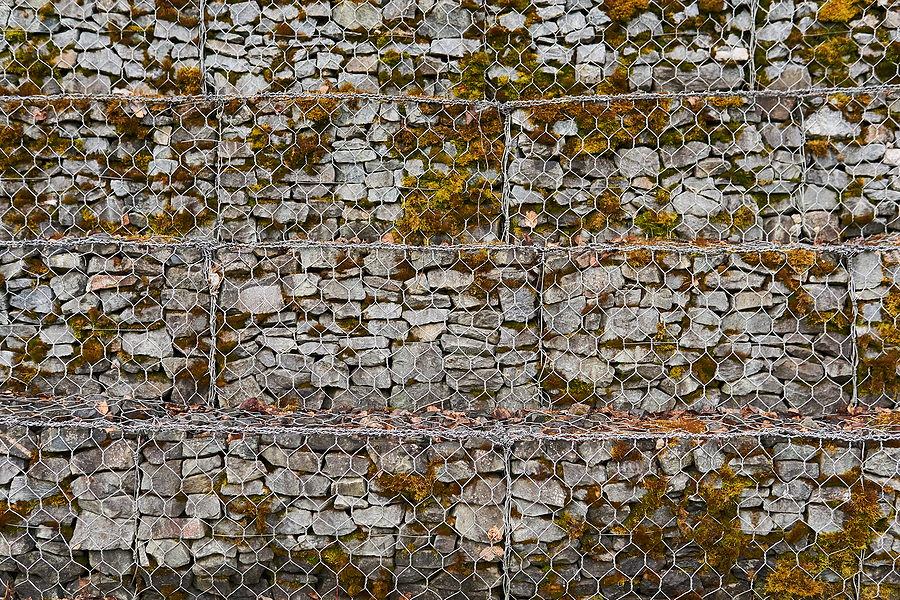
[4,0,900,598]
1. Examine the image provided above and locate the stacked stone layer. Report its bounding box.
[0,421,898,600]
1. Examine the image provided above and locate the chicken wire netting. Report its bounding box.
[5,0,900,598]
[0,402,898,600]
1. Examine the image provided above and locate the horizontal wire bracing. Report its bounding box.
[0,393,892,442]
[1,235,900,256]
[1,81,899,108]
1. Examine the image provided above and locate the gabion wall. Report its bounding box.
[4,0,900,599]
[0,416,898,600]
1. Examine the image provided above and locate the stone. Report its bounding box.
[121,329,174,359]
[391,343,444,383]
[805,108,861,140]
[616,147,660,178]
[311,510,356,536]
[11,286,54,313]
[661,142,711,169]
[145,539,191,569]
[452,504,504,543]
[509,158,564,189]
[233,285,286,314]
[351,504,405,527]
[71,513,135,551]
[511,479,566,507]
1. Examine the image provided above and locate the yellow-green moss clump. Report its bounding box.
[762,484,883,599]
[710,206,756,232]
[394,171,499,244]
[690,467,749,572]
[148,204,215,236]
[634,210,678,238]
[602,0,648,21]
[175,67,203,95]
[374,472,435,503]
[817,0,860,22]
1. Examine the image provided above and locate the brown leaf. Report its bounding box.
[478,545,500,561]
[493,407,511,420]
[523,210,538,229]
[95,400,109,415]
[381,232,394,243]
[121,213,130,226]
[487,525,502,542]
[32,109,46,122]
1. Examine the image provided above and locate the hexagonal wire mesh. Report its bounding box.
[3,0,900,598]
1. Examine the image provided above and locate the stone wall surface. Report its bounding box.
[4,0,900,598]
[0,422,896,600]
[2,242,894,415]
[4,92,900,245]
[2,0,900,98]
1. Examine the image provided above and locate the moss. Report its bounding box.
[857,334,900,395]
[710,205,756,232]
[375,472,434,503]
[105,99,150,138]
[817,0,860,22]
[584,190,625,229]
[394,171,499,244]
[175,67,203,95]
[634,210,678,238]
[555,512,588,539]
[623,476,667,529]
[706,95,743,109]
[148,204,215,236]
[817,485,883,578]
[689,467,749,572]
[762,556,828,600]
[602,0,648,21]
[25,338,50,364]
[806,139,834,157]
[803,37,857,80]
[454,51,490,100]
[226,496,273,535]
[321,546,367,597]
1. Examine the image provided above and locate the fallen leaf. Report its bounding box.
[121,213,130,226]
[381,232,394,243]
[32,109,46,122]
[478,545,501,561]
[96,399,109,415]
[523,210,538,229]
[487,525,502,542]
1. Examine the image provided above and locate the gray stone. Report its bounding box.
[392,343,444,383]
[71,513,135,550]
[452,504,504,543]
[616,147,660,178]
[311,510,356,536]
[805,108,861,140]
[121,329,174,359]
[509,158,564,189]
[351,504,405,527]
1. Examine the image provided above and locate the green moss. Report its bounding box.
[25,338,50,364]
[374,472,434,503]
[857,334,900,395]
[175,67,203,95]
[710,205,756,232]
[454,51,490,100]
[148,204,215,236]
[691,467,749,572]
[321,546,366,597]
[394,171,499,244]
[691,354,717,385]
[227,496,274,535]
[634,210,678,238]
[817,485,884,577]
[762,556,828,600]
[817,0,860,22]
[602,0,648,21]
